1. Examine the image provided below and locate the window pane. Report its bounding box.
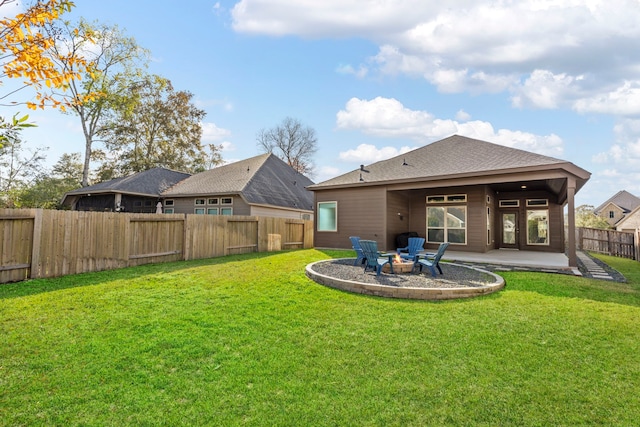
[195,208,205,214]
[446,207,465,228]
[527,210,548,245]
[428,229,444,242]
[220,208,233,215]
[318,202,337,231]
[427,207,445,227]
[207,208,218,215]
[448,229,466,244]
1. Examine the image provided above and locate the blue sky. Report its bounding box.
[5,0,640,207]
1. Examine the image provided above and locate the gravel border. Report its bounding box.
[309,258,499,289]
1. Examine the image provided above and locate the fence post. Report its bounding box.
[29,209,43,279]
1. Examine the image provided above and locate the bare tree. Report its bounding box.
[256,117,317,176]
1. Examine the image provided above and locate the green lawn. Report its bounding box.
[1,250,639,426]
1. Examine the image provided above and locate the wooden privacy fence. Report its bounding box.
[576,227,637,260]
[0,209,313,284]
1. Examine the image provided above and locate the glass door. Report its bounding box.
[501,212,518,249]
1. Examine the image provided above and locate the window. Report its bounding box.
[164,208,174,214]
[527,210,549,245]
[221,197,233,205]
[427,206,466,244]
[317,201,337,232]
[164,199,174,206]
[499,200,519,207]
[609,211,615,219]
[207,208,219,215]
[208,198,219,205]
[194,208,205,214]
[134,201,142,207]
[527,199,548,207]
[144,200,153,207]
[195,199,205,205]
[220,207,233,215]
[427,194,467,203]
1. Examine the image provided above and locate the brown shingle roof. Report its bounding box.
[308,135,578,189]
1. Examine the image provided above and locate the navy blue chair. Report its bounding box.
[396,237,426,261]
[414,242,449,276]
[349,236,366,266]
[359,240,393,276]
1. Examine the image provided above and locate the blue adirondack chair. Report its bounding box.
[414,242,449,277]
[349,236,366,266]
[359,240,393,276]
[396,237,426,261]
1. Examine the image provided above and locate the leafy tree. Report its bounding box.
[575,204,612,229]
[0,115,46,207]
[44,18,149,186]
[13,152,82,208]
[1,0,89,149]
[256,117,317,176]
[98,74,220,176]
[0,0,88,111]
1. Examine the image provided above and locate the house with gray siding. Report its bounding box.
[160,153,314,220]
[61,167,191,212]
[307,135,590,267]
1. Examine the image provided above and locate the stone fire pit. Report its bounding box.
[382,257,415,273]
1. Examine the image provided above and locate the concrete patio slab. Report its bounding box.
[443,249,570,269]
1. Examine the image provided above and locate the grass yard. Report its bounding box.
[1,249,639,426]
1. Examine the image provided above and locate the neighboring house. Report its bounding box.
[308,135,590,267]
[614,206,640,232]
[593,190,640,229]
[160,153,314,220]
[61,168,191,212]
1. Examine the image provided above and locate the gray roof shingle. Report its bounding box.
[162,153,315,210]
[594,190,640,214]
[65,167,191,196]
[308,135,576,189]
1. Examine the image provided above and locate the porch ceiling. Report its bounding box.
[489,178,565,195]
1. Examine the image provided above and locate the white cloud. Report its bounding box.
[338,143,416,163]
[315,165,342,183]
[335,64,368,79]
[589,118,640,198]
[574,82,640,115]
[232,0,640,115]
[201,122,232,142]
[455,109,471,121]
[336,97,564,157]
[219,141,235,151]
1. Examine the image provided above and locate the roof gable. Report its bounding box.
[309,135,588,189]
[594,190,640,214]
[162,153,315,210]
[65,167,191,197]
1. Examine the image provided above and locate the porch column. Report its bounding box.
[566,178,577,268]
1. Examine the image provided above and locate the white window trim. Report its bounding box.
[317,201,338,232]
[499,200,520,207]
[195,198,206,205]
[427,205,467,245]
[526,199,548,207]
[221,197,233,205]
[526,209,550,246]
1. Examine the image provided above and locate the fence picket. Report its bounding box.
[0,209,314,284]
[577,227,636,260]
